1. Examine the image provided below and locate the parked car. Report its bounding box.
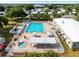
[0,37,6,51]
[0,44,6,51]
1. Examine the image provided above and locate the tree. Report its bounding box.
[43,7,50,13]
[47,4,60,18]
[24,4,34,11]
[0,20,3,28]
[75,4,79,16]
[24,4,34,14]
[64,4,73,15]
[0,5,5,11]
[2,16,8,26]
[47,4,58,10]
[75,4,79,12]
[6,6,27,17]
[73,4,79,20]
[0,16,8,28]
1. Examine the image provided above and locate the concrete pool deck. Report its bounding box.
[6,21,64,56]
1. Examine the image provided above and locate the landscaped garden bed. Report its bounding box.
[25,50,59,57]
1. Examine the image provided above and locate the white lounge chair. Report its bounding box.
[47,31,55,37]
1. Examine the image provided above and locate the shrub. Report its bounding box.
[47,50,59,57]
[25,50,59,57]
[30,13,50,20]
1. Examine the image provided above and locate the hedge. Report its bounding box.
[25,50,59,57]
[30,13,50,20]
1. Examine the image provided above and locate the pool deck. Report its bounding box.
[6,21,64,56]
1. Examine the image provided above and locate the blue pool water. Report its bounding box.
[26,22,44,33]
[18,42,26,48]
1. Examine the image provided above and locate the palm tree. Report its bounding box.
[0,20,3,28]
[0,16,8,28]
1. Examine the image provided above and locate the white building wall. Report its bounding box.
[54,20,73,49]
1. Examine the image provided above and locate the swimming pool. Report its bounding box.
[18,42,26,48]
[26,22,44,33]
